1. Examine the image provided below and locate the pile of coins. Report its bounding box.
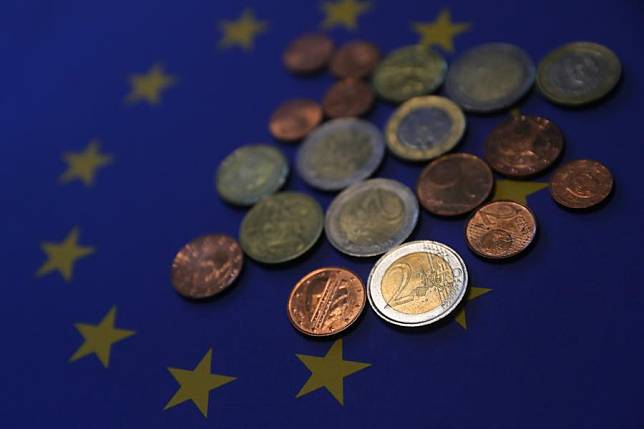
[171,34,619,336]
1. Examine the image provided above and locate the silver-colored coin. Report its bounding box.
[325,178,418,257]
[296,118,385,191]
[367,240,468,327]
[445,43,535,113]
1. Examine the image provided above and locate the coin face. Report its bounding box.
[297,118,385,191]
[367,241,468,327]
[417,153,493,216]
[445,43,535,112]
[287,267,366,337]
[385,96,466,161]
[465,201,537,259]
[322,78,375,118]
[330,40,381,79]
[485,115,564,178]
[216,144,289,206]
[171,235,243,299]
[550,159,613,209]
[283,33,334,74]
[372,45,447,103]
[269,99,323,142]
[240,192,323,264]
[325,178,419,257]
[537,42,621,106]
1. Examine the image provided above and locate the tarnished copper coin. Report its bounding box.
[283,33,334,74]
[287,267,366,337]
[329,40,381,79]
[485,114,564,178]
[465,201,537,259]
[322,78,375,118]
[550,159,613,209]
[269,99,323,142]
[171,234,243,299]
[417,153,494,216]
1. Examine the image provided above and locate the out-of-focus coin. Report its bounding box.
[297,118,384,191]
[537,42,621,106]
[269,99,323,142]
[465,200,537,259]
[240,192,323,264]
[287,267,366,337]
[550,159,613,209]
[330,40,381,79]
[445,43,535,112]
[325,178,418,257]
[367,240,468,327]
[417,153,493,216]
[385,96,465,161]
[283,33,334,74]
[171,234,243,299]
[372,45,447,103]
[485,114,564,178]
[322,78,375,118]
[216,144,289,206]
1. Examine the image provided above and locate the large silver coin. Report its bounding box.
[367,240,468,327]
[445,43,535,113]
[325,178,418,257]
[296,118,385,191]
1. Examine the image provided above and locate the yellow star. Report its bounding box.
[412,9,470,52]
[165,349,236,417]
[321,0,370,30]
[218,8,267,51]
[126,63,176,105]
[296,339,370,405]
[36,227,94,282]
[59,139,112,187]
[69,307,135,367]
[454,287,492,330]
[494,180,549,206]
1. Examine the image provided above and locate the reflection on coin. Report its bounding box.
[417,153,493,216]
[216,144,289,206]
[283,33,334,74]
[465,200,537,259]
[367,240,468,327]
[445,43,535,112]
[537,42,621,106]
[297,118,385,191]
[287,267,366,337]
[386,96,465,161]
[322,78,375,118]
[372,45,447,103]
[269,99,323,142]
[550,159,613,209]
[325,178,418,257]
[240,192,323,264]
[330,40,381,79]
[171,235,243,299]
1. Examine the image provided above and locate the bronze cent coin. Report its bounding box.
[329,40,381,79]
[287,267,366,337]
[269,99,323,142]
[465,200,537,259]
[171,234,243,299]
[485,114,564,178]
[417,153,494,216]
[283,33,334,74]
[550,159,613,209]
[322,78,375,118]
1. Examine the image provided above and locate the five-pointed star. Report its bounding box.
[454,287,492,330]
[412,9,470,52]
[321,0,370,30]
[218,8,267,51]
[296,339,370,405]
[126,63,176,105]
[69,307,135,367]
[165,349,236,417]
[59,139,112,187]
[494,180,549,206]
[36,227,94,282]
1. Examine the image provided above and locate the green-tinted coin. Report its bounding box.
[239,192,323,264]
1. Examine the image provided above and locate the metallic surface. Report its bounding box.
[322,78,375,118]
[550,159,613,209]
[282,33,335,74]
[269,99,323,142]
[330,40,381,79]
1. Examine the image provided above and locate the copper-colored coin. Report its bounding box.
[550,159,613,209]
[329,40,381,79]
[171,234,243,299]
[417,153,494,216]
[485,114,564,178]
[287,267,366,337]
[465,200,537,259]
[283,33,334,74]
[322,78,375,118]
[269,99,323,142]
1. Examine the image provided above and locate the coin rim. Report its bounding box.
[549,159,614,209]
